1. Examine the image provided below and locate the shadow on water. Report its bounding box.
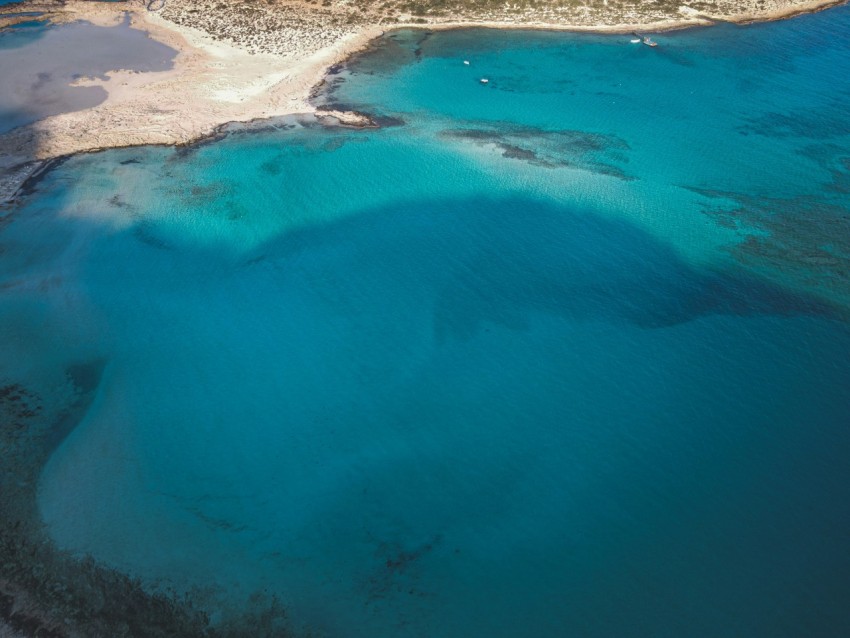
[0,19,47,49]
[0,14,177,207]
[2,9,850,632]
[244,195,844,337]
[2,176,849,637]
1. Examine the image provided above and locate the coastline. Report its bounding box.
[2,4,850,636]
[0,0,847,205]
[0,4,385,174]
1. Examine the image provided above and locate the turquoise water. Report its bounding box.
[2,7,850,637]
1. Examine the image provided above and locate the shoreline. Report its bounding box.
[2,3,850,636]
[376,0,849,35]
[0,0,847,205]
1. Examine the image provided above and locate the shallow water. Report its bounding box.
[0,15,175,133]
[2,6,850,638]
[349,21,850,294]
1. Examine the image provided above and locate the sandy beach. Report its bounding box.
[0,0,846,201]
[0,2,384,175]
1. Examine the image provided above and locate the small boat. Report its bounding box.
[630,38,641,43]
[463,60,470,65]
[633,32,658,47]
[480,78,489,84]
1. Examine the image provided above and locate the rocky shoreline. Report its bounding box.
[0,107,379,211]
[0,0,847,203]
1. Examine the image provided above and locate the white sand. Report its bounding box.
[0,0,845,177]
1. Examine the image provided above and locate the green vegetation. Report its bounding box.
[153,0,810,56]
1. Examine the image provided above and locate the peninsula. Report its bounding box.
[0,0,845,198]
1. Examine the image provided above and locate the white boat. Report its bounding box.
[630,38,641,43]
[463,60,470,65]
[633,32,659,47]
[480,78,489,84]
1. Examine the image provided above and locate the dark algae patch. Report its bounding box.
[440,123,633,179]
[0,365,294,638]
[685,183,850,303]
[0,363,205,637]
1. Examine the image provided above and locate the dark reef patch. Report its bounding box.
[685,184,850,302]
[162,180,235,209]
[15,157,69,199]
[798,144,850,196]
[440,123,633,179]
[0,363,294,637]
[381,535,441,574]
[736,91,850,139]
[350,29,430,76]
[108,193,131,209]
[133,222,174,251]
[259,157,284,176]
[363,535,442,614]
[365,113,406,128]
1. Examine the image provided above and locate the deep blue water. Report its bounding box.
[1,7,850,638]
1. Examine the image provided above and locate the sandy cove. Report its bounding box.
[0,0,847,200]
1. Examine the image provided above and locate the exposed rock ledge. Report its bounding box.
[314,108,378,128]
